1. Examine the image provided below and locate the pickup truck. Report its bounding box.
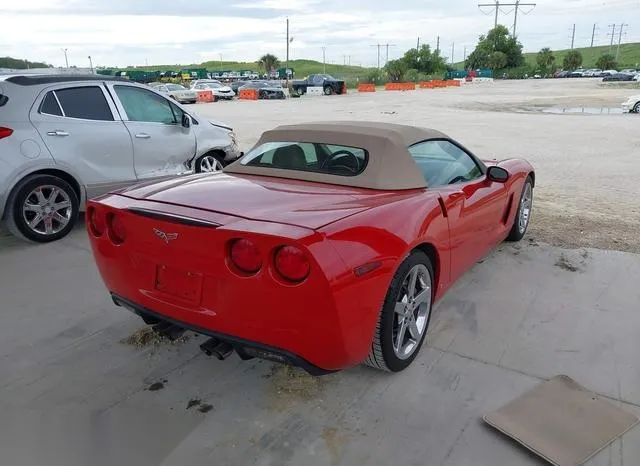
[291,74,346,95]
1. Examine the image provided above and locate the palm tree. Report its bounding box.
[257,54,280,74]
[536,47,555,70]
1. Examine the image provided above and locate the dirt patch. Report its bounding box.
[555,253,580,272]
[120,326,191,349]
[267,364,327,399]
[528,207,639,254]
[322,426,349,466]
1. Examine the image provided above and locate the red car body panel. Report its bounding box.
[87,158,534,372]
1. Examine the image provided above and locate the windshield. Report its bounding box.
[240,141,368,176]
[166,84,186,91]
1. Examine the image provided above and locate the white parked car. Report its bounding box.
[149,82,198,104]
[193,81,235,100]
[622,94,640,113]
[0,74,241,242]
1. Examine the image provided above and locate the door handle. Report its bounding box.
[135,133,151,139]
[47,130,69,137]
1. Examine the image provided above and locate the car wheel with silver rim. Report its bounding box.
[5,174,79,243]
[195,152,225,173]
[365,250,434,372]
[633,102,640,113]
[506,175,533,241]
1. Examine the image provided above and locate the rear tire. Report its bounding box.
[324,86,333,96]
[5,174,79,243]
[364,251,434,372]
[633,102,640,113]
[506,176,533,242]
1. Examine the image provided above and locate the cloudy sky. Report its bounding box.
[2,0,639,69]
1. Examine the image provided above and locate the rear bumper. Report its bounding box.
[112,293,336,376]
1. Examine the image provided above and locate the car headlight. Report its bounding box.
[229,131,237,145]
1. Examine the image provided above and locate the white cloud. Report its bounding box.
[1,0,638,68]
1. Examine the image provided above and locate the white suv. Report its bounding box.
[0,74,241,243]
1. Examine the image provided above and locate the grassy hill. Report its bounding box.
[129,59,373,80]
[0,57,52,69]
[523,42,640,69]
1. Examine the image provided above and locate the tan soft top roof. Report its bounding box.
[223,121,450,190]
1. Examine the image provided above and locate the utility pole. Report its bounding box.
[451,42,455,65]
[590,23,597,47]
[616,23,628,61]
[322,46,327,73]
[570,24,576,49]
[370,43,382,69]
[384,43,396,64]
[608,23,617,51]
[62,48,69,68]
[436,36,440,54]
[464,46,467,64]
[88,55,93,73]
[417,37,420,49]
[285,17,289,86]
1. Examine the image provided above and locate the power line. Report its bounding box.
[477,1,536,36]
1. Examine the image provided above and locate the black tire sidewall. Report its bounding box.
[324,86,333,95]
[634,102,640,113]
[379,251,434,372]
[9,175,79,243]
[507,177,533,241]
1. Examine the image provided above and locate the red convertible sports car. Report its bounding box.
[87,121,535,374]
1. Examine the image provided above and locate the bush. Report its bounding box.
[405,68,420,82]
[364,69,383,84]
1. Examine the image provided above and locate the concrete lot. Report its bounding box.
[1,79,639,465]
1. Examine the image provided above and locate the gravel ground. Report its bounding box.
[190,78,640,254]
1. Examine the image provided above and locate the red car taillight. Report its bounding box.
[87,207,105,237]
[230,239,262,274]
[0,127,13,140]
[106,213,126,245]
[274,245,310,282]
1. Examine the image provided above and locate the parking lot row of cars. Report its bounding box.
[555,68,640,81]
[146,78,287,103]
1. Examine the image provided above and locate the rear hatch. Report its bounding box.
[115,172,377,230]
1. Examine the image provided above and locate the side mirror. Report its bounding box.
[181,113,192,129]
[487,165,509,182]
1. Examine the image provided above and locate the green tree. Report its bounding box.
[384,59,408,82]
[563,50,583,70]
[488,51,508,70]
[257,54,279,73]
[405,68,420,82]
[465,25,524,70]
[536,47,555,70]
[401,45,448,74]
[595,54,617,70]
